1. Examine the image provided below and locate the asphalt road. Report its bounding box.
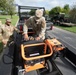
[47,26,76,54]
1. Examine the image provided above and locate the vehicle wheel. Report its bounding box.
[46,60,52,72]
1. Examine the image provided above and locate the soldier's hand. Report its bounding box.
[35,37,40,41]
[2,40,7,45]
[24,34,29,41]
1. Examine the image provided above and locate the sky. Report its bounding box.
[15,0,76,10]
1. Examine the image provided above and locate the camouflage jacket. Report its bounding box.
[24,16,46,39]
[0,24,18,42]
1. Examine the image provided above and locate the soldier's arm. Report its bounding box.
[14,27,20,33]
[23,18,32,40]
[39,17,46,38]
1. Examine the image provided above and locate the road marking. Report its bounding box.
[64,37,72,39]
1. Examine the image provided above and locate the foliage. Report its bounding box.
[6,0,15,18]
[49,6,62,16]
[0,0,7,11]
[0,42,3,54]
[49,4,70,17]
[63,4,70,14]
[0,0,16,18]
[29,9,35,16]
[45,10,49,15]
[69,4,76,23]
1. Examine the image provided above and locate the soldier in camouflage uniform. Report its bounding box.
[0,18,19,47]
[23,9,46,40]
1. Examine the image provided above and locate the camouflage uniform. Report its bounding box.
[24,9,46,40]
[0,24,14,44]
[0,19,19,46]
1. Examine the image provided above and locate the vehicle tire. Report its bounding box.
[46,60,52,72]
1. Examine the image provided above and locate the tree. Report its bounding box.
[49,6,62,16]
[0,0,7,11]
[63,4,70,14]
[69,4,76,23]
[0,0,16,18]
[29,9,35,16]
[45,10,49,15]
[6,0,15,18]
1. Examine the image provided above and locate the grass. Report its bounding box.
[0,15,19,54]
[0,42,3,54]
[55,25,76,33]
[0,15,19,25]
